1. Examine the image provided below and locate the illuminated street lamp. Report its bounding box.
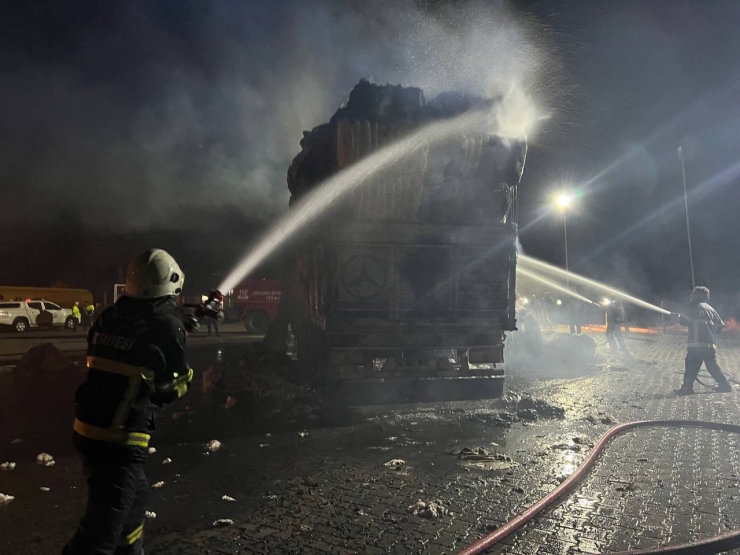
[553,191,575,288]
[556,193,573,210]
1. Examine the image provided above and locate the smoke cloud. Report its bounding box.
[0,0,557,233]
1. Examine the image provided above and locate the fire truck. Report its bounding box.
[223,279,282,333]
[275,81,527,403]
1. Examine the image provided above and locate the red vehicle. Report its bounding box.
[224,279,282,333]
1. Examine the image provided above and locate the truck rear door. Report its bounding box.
[332,223,515,324]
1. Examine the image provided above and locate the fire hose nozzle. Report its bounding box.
[201,289,225,323]
[183,289,226,327]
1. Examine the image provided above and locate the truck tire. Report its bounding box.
[244,311,270,334]
[13,318,29,333]
[65,317,77,330]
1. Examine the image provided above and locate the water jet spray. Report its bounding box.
[219,106,533,293]
[516,267,594,305]
[519,255,670,315]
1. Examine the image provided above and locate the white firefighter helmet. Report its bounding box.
[125,249,185,299]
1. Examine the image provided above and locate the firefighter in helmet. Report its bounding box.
[675,286,731,395]
[63,249,194,555]
[605,297,630,356]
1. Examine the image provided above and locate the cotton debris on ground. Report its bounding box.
[36,453,55,467]
[0,493,14,505]
[151,481,165,489]
[200,349,320,418]
[162,458,172,465]
[1,462,16,471]
[221,495,236,502]
[148,447,157,455]
[383,459,407,468]
[40,487,50,492]
[408,499,451,519]
[212,519,234,527]
[145,511,157,520]
[205,440,221,452]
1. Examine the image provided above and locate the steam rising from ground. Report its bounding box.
[0,1,555,233]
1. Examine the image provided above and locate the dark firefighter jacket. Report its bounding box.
[608,302,626,324]
[679,301,724,350]
[73,295,193,450]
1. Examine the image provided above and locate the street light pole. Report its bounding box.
[555,192,573,289]
[563,209,569,289]
[677,146,696,289]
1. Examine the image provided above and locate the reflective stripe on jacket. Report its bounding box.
[73,296,192,448]
[679,302,724,350]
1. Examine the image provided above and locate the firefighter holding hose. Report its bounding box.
[63,248,194,555]
[674,286,731,395]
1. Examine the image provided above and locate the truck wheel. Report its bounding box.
[244,311,270,334]
[65,317,77,330]
[13,318,29,333]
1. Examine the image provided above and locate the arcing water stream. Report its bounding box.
[517,267,595,305]
[220,113,479,291]
[219,99,544,293]
[519,254,671,315]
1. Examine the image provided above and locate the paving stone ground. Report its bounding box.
[145,333,740,555]
[2,332,740,555]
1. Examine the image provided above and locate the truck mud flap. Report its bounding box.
[326,375,504,406]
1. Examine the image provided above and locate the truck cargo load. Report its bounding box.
[271,80,527,403]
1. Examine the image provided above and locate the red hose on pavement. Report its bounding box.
[456,420,740,555]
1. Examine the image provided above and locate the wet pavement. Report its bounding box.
[0,322,261,361]
[2,331,740,554]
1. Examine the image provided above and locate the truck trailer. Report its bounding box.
[271,80,527,403]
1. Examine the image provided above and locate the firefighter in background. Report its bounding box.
[516,296,543,356]
[675,286,731,395]
[567,293,586,335]
[540,292,554,330]
[85,301,96,330]
[205,294,222,337]
[605,298,631,356]
[72,301,82,330]
[63,249,194,555]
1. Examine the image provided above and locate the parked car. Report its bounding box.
[0,300,77,333]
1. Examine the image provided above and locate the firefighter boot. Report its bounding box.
[677,383,695,396]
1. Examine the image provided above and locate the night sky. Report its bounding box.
[1,0,738,309]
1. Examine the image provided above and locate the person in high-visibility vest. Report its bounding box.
[71,302,82,329]
[63,249,194,555]
[84,301,96,330]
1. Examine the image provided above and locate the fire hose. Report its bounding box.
[457,420,740,555]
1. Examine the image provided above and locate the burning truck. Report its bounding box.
[267,79,527,403]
